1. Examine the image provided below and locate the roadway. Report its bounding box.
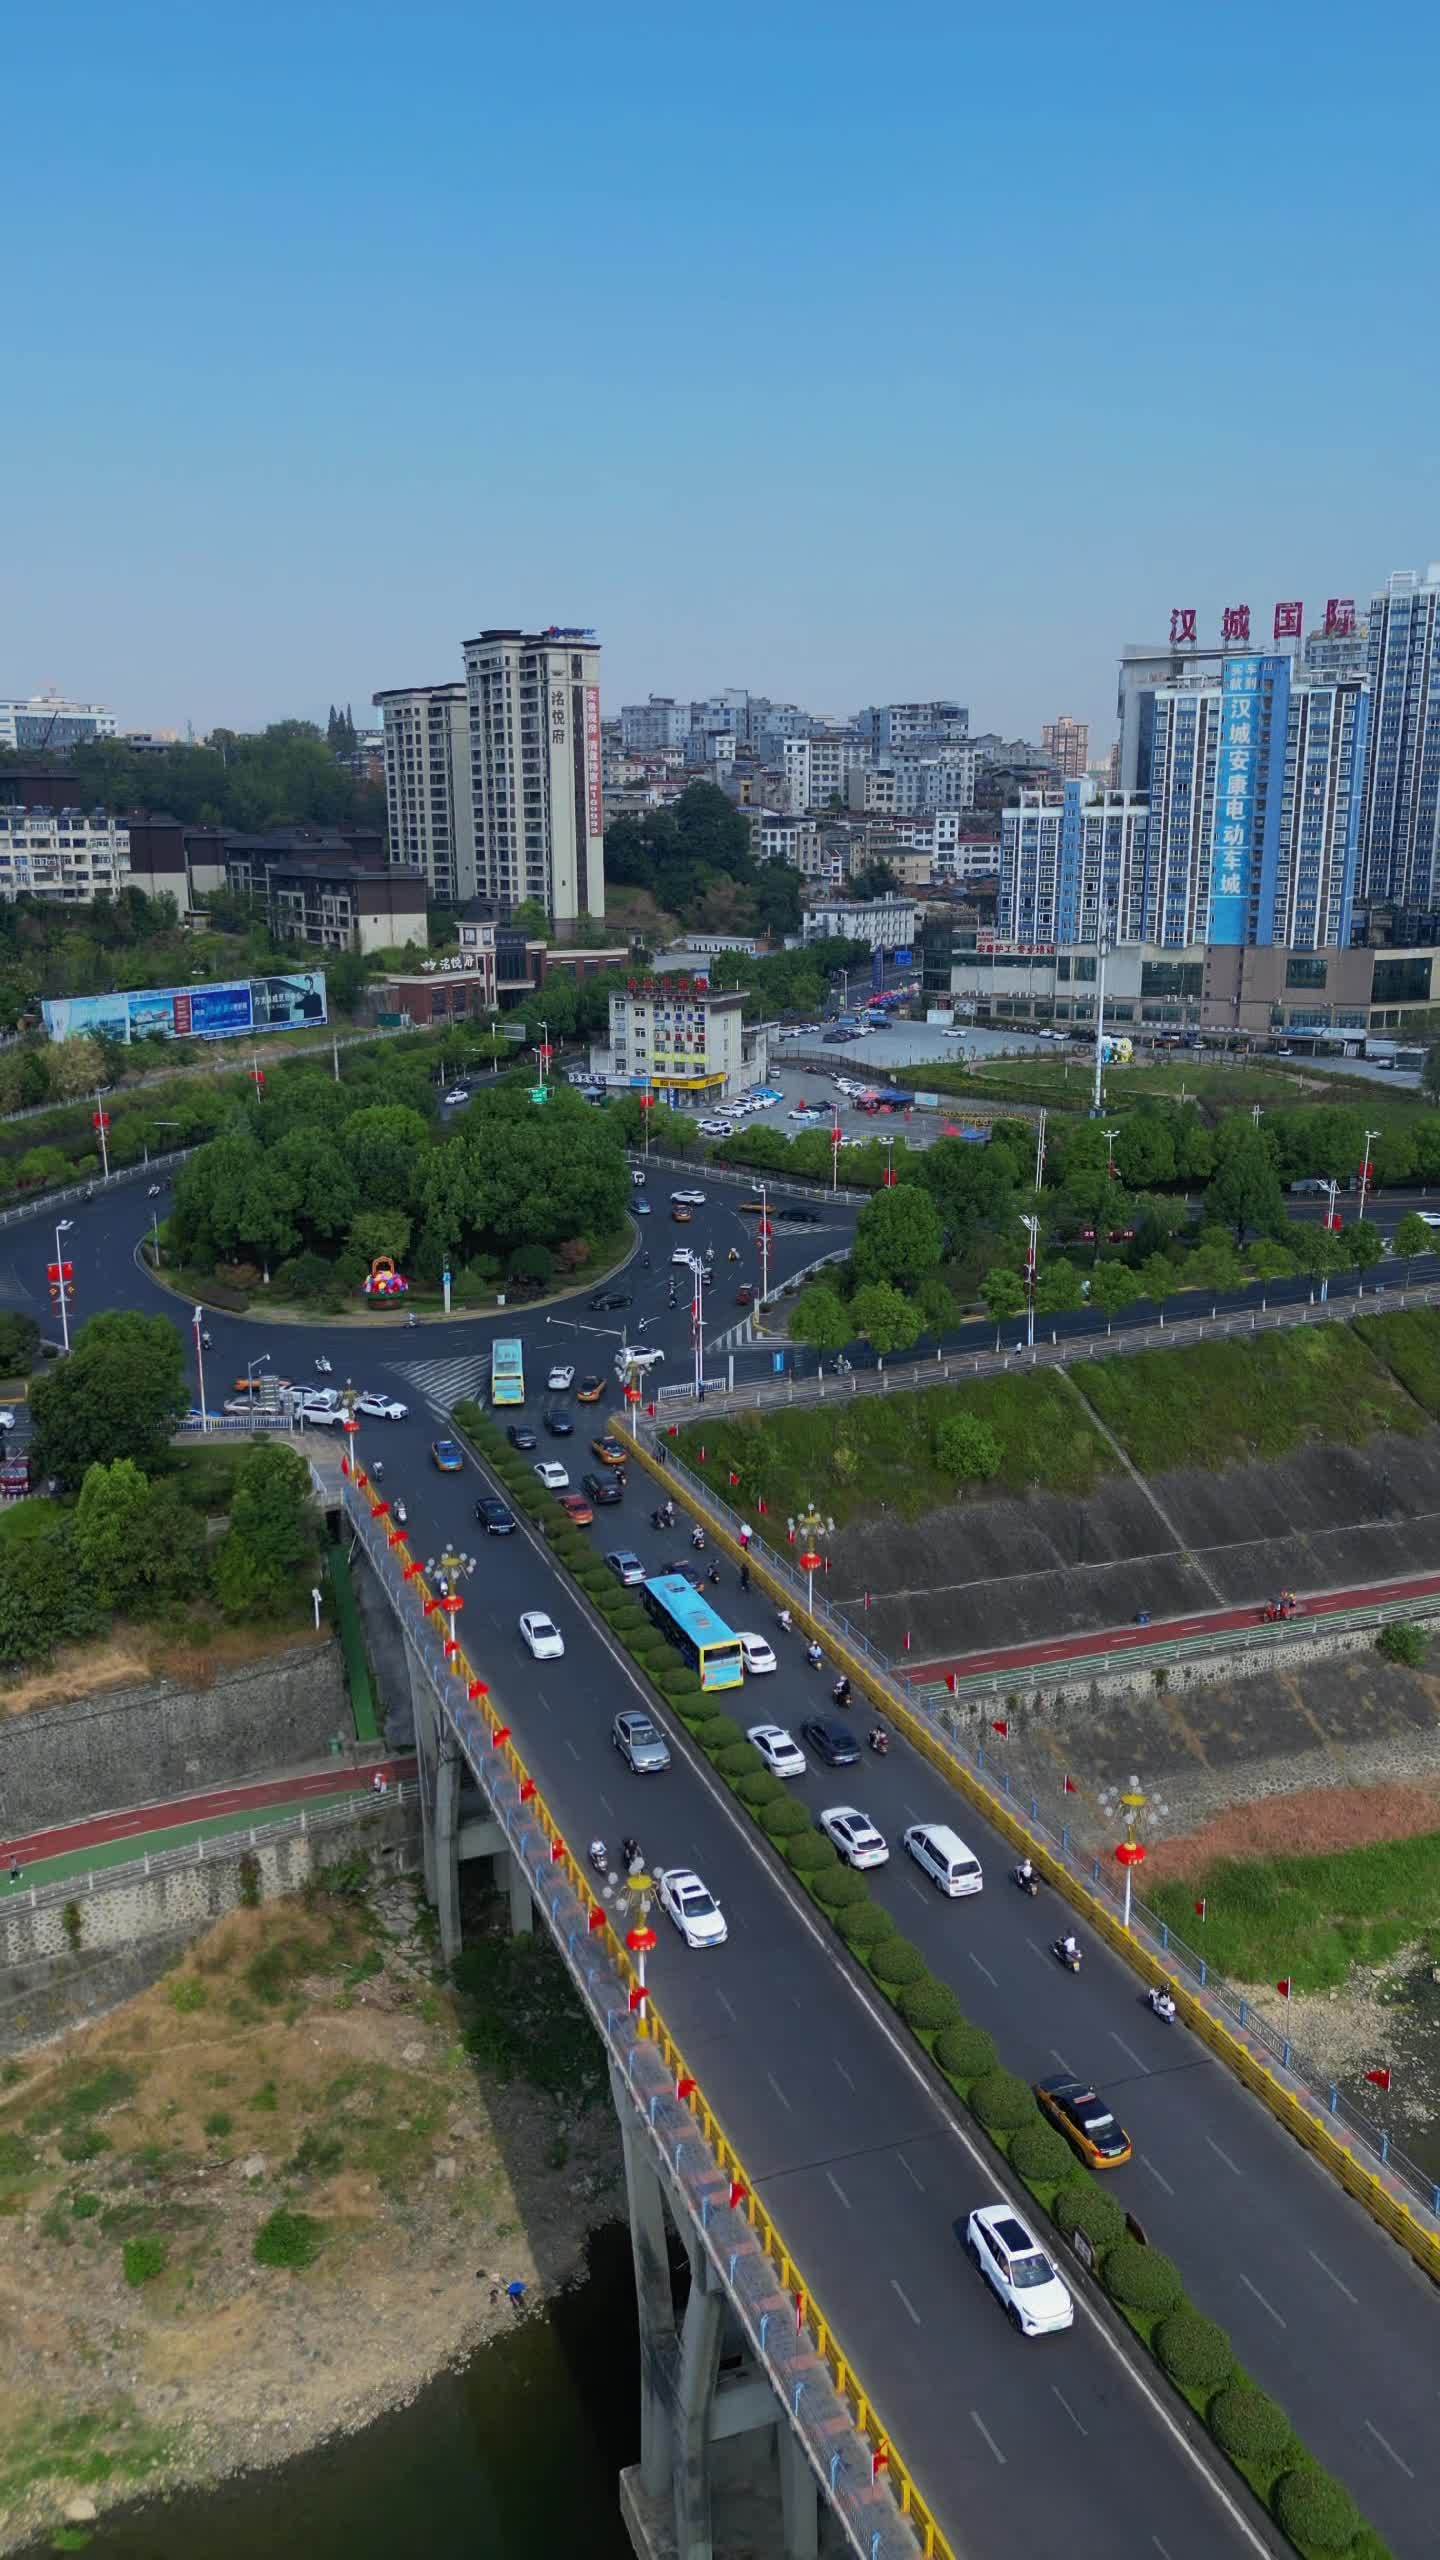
[5,1161,1438,2553]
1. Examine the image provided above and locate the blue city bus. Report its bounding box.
[641,1574,745,1690]
[490,1338,526,1406]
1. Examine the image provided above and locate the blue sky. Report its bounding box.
[7,0,1437,745]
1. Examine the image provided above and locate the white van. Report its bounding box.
[903,1823,984,1897]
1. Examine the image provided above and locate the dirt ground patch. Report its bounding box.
[0,1619,327,1716]
[0,1883,622,2550]
[1151,1778,1440,1880]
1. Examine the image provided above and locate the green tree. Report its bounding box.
[1204,1127,1287,1242]
[851,1182,943,1291]
[30,1313,188,1489]
[1394,1210,1436,1266]
[273,1126,360,1243]
[1114,1113,1177,1189]
[1188,1230,1244,1293]
[0,1511,103,1666]
[1088,1261,1143,1322]
[1249,1238,1299,1283]
[1137,1253,1179,1307]
[982,1267,1026,1323]
[343,1104,431,1210]
[1420,1044,1440,1103]
[0,1312,40,1376]
[1170,1109,1216,1183]
[214,1442,315,1619]
[74,1459,155,1610]
[1292,1224,1348,1301]
[1342,1220,1386,1271]
[788,1285,854,1354]
[1034,1260,1084,1315]
[848,1282,921,1354]
[850,860,900,900]
[934,1411,1003,1485]
[347,1208,413,1267]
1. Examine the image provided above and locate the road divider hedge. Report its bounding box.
[448,1395,1392,2560]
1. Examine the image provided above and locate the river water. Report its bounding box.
[18,2227,636,2560]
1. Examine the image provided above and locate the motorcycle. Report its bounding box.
[588,1840,609,1875]
[805,1641,823,1669]
[315,1356,333,1375]
[1052,1937,1083,1974]
[1262,1596,1298,1623]
[147,1183,161,1198]
[1148,1986,1177,2023]
[867,1727,890,1756]
[831,1678,852,1707]
[1012,1863,1038,1897]
[650,1507,669,1531]
[393,1499,408,1527]
[776,1607,794,1636]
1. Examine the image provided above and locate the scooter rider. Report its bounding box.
[832,1674,851,1707]
[1061,1932,1080,1962]
[589,1838,608,1870]
[1017,1855,1034,1884]
[805,1638,823,1668]
[868,1724,889,1755]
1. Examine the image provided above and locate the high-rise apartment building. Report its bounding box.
[462,627,605,927]
[1041,716,1089,779]
[0,694,116,753]
[1271,675,1368,950]
[854,700,968,750]
[783,732,868,811]
[999,784,1149,947]
[373,683,476,902]
[619,695,687,751]
[1359,564,1440,910]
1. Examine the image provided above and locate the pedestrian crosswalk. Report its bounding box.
[390,1351,493,1417]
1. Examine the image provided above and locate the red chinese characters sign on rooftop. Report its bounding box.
[1167,597,1358,647]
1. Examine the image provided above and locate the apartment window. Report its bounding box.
[1285,954,1328,989]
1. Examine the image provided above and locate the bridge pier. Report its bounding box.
[507,1852,535,1938]
[408,1655,462,1963]
[613,2072,833,2560]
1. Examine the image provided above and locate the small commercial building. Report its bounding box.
[593,976,768,1100]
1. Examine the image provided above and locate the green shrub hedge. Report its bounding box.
[1206,2384,1295,2469]
[1154,2310,1236,2396]
[786,1830,839,1875]
[868,1936,926,1988]
[659,1668,703,1699]
[1101,2238,1184,2318]
[837,1900,899,1950]
[897,1976,962,2033]
[695,1714,744,1749]
[758,1799,810,1840]
[611,1606,648,1637]
[810,1863,869,1910]
[735,1771,785,1809]
[1271,2465,1363,2553]
[969,2069,1038,2135]
[715,1743,763,1780]
[1007,2121,1076,2185]
[1052,2179,1126,2255]
[933,2021,998,2082]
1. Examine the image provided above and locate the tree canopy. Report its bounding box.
[30,1311,188,1489]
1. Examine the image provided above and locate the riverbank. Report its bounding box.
[0,1878,624,2550]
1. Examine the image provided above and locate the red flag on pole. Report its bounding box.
[1364,2066,1392,2092]
[1063,1775,1078,1794]
[902,1631,911,1652]
[991,1718,1010,1738]
[1276,1978,1292,1999]
[945,1672,957,1695]
[1194,1898,1207,1921]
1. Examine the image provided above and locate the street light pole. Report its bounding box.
[1102,1125,1120,1183]
[1019,1213,1039,1351]
[54,1217,74,1355]
[690,1254,705,1399]
[1033,1108,1047,1194]
[246,1351,272,1397]
[1091,939,1110,1116]
[192,1304,210,1434]
[1358,1128,1381,1221]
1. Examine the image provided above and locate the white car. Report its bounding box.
[656,1866,728,1949]
[630,1169,647,1187]
[298,1401,346,1426]
[1412,1210,1440,1229]
[738,1633,777,1676]
[0,1409,14,1431]
[670,1188,707,1206]
[519,1610,565,1661]
[616,1347,665,1373]
[747,1723,806,1777]
[820,1806,890,1869]
[356,1391,408,1420]
[699,1119,734,1137]
[672,1247,699,1267]
[547,1363,576,1390]
[534,1459,570,1490]
[965,2204,1074,2337]
[443,1086,469,1106]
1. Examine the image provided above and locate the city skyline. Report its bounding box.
[7,0,1436,744]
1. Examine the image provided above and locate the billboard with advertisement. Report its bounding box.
[1210,655,1264,943]
[584,686,603,843]
[42,972,326,1046]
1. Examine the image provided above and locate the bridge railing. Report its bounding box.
[343,1459,943,2560]
[1,1785,418,1916]
[0,1146,197,1234]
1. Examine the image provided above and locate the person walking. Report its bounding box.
[739,1522,753,1553]
[739,1561,751,1593]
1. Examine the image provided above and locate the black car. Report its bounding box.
[475,1495,516,1536]
[582,1470,623,1506]
[661,1558,705,1588]
[800,1716,860,1768]
[506,1423,538,1450]
[544,1407,575,1436]
[777,1205,822,1223]
[589,1290,633,1312]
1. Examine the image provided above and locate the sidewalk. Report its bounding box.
[0,1756,415,1895]
[907,1567,1440,1685]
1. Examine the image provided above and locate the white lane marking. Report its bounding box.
[896,2151,925,2193]
[1205,2134,1242,2177]
[890,2278,922,2327]
[825,2169,852,2210]
[1308,2250,1358,2305]
[1140,2157,1175,2199]
[1364,2419,1415,2479]
[714,1989,738,2023]
[969,1952,997,1986]
[564,1738,581,1760]
[969,2409,1006,2466]
[906,1877,930,1907]
[1108,2031,1149,2074]
[480,1446,1278,2560]
[766,2070,793,2113]
[1238,2272,1286,2328]
[1026,1936,1050,1963]
[1049,2048,1073,2074]
[1051,2384,1088,2438]
[599,1793,615,1818]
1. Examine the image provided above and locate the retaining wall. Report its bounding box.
[0,1640,348,1834]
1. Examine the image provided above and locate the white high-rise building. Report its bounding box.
[1359,564,1440,911]
[462,627,606,927]
[619,695,687,750]
[0,694,116,752]
[783,732,868,811]
[999,785,1149,948]
[851,745,976,816]
[854,700,968,750]
[373,682,476,902]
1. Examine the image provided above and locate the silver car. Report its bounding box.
[612,1711,671,1774]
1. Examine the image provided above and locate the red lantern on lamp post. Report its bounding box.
[799,1548,822,1611]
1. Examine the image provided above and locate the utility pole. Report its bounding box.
[1019,1213,1039,1352]
[1091,942,1109,1117]
[1033,1108,1047,1193]
[1358,1127,1381,1221]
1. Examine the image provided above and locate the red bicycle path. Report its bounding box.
[906,1568,1440,1685]
[0,1756,416,1871]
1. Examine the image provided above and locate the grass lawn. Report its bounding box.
[1150,1833,1440,1992]
[675,1370,1118,1526]
[1351,1308,1440,1420]
[1074,1325,1426,1473]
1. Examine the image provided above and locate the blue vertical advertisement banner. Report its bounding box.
[1211,655,1263,943]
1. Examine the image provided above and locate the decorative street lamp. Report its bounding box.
[1358,1129,1381,1222]
[625,1868,658,2032]
[1100,1772,1170,1931]
[792,1501,835,1613]
[51,1217,76,1355]
[1019,1213,1039,1351]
